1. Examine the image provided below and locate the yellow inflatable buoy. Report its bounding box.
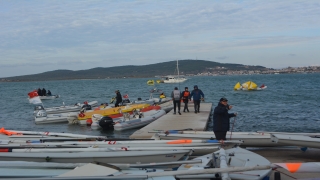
[147,80,155,86]
[234,82,241,90]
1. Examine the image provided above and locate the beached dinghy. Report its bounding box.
[154,131,281,147]
[271,133,320,148]
[36,101,98,114]
[175,146,272,180]
[0,149,191,164]
[0,128,108,140]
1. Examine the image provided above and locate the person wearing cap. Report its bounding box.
[213,98,237,140]
[189,85,204,113]
[181,87,190,112]
[171,87,181,115]
[114,90,123,107]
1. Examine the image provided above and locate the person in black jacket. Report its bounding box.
[42,88,47,96]
[37,88,42,96]
[114,90,123,107]
[213,97,237,140]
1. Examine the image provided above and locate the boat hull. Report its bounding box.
[114,110,166,131]
[0,150,189,164]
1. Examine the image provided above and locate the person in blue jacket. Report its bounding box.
[189,85,204,113]
[213,97,237,140]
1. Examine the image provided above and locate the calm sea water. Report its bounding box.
[1,74,319,139]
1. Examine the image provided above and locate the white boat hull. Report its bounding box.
[114,110,166,131]
[44,101,98,114]
[271,134,320,148]
[39,95,60,100]
[34,112,78,124]
[0,150,190,164]
[155,132,282,147]
[177,147,272,180]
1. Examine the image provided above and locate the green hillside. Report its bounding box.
[3,60,268,82]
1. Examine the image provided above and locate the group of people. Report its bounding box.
[170,85,205,115]
[113,86,236,141]
[170,85,237,141]
[37,88,52,96]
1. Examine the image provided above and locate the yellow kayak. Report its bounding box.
[78,104,150,120]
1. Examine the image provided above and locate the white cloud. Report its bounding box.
[1,0,320,77]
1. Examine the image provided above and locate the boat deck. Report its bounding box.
[130,102,212,139]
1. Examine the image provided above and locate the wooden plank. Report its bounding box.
[130,103,212,139]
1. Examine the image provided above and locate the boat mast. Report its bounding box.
[177,60,179,79]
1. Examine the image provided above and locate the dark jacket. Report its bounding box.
[116,92,122,103]
[213,103,236,131]
[189,89,204,101]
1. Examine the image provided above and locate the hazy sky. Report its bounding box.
[1,0,320,78]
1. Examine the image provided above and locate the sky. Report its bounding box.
[1,0,320,78]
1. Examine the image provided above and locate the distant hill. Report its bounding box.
[3,60,268,82]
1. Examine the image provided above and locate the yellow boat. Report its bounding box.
[147,80,155,86]
[78,103,150,120]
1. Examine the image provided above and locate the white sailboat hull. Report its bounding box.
[0,150,190,164]
[155,132,282,147]
[271,134,320,148]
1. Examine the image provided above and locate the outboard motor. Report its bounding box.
[122,99,131,105]
[98,116,114,130]
[33,105,45,115]
[35,110,47,118]
[81,104,92,111]
[34,105,45,111]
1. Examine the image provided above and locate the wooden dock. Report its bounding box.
[130,102,212,139]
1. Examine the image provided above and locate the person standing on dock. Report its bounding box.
[189,85,204,113]
[213,97,237,140]
[181,87,190,112]
[114,90,123,107]
[171,87,181,115]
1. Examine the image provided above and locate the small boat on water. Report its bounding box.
[34,110,79,124]
[163,60,188,83]
[77,103,151,123]
[39,95,60,99]
[35,101,98,114]
[92,108,166,131]
[33,102,96,124]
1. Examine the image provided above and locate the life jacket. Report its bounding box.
[183,91,190,97]
[160,95,166,99]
